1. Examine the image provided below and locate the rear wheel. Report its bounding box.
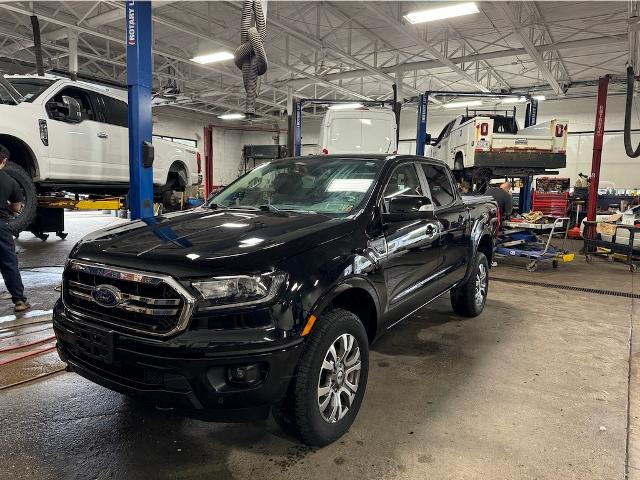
[271,309,369,446]
[4,161,37,235]
[450,252,489,317]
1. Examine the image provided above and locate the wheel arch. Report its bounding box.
[0,134,40,179]
[454,151,464,170]
[166,160,189,189]
[309,279,381,344]
[461,212,496,285]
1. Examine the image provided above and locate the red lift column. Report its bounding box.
[586,76,610,227]
[203,126,213,198]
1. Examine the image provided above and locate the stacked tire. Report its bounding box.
[4,162,37,235]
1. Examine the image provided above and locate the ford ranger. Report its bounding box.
[0,74,201,233]
[53,154,497,446]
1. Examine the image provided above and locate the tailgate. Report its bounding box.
[490,134,553,152]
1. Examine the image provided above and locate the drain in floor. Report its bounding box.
[492,277,640,299]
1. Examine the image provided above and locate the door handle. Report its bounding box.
[97,132,108,139]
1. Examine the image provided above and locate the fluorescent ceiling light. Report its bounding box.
[444,100,483,109]
[533,95,546,101]
[190,51,234,64]
[404,2,479,24]
[501,97,527,104]
[328,103,363,110]
[218,113,245,120]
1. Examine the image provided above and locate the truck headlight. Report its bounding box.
[192,272,287,308]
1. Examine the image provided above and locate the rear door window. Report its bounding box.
[100,95,128,128]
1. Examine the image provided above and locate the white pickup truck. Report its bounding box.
[426,112,568,183]
[0,74,201,232]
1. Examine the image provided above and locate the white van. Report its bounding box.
[319,108,397,155]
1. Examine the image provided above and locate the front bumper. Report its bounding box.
[53,302,304,421]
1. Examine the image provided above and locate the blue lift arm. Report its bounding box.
[126,1,154,220]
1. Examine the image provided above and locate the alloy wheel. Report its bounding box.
[475,262,487,308]
[317,333,361,423]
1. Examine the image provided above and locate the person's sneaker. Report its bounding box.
[0,291,11,300]
[14,301,31,312]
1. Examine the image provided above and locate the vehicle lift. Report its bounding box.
[413,89,539,211]
[21,1,155,241]
[22,196,124,241]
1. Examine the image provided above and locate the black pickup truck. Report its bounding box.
[54,154,498,446]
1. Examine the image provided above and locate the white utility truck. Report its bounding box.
[318,108,397,155]
[0,74,201,233]
[425,111,568,182]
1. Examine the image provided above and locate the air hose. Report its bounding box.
[624,65,640,157]
[234,0,268,116]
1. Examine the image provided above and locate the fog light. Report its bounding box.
[227,363,261,386]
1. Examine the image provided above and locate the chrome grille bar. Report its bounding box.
[68,281,181,306]
[67,289,179,316]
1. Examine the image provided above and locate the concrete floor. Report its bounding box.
[1,212,639,479]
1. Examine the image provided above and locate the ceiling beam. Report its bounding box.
[363,2,491,92]
[493,2,563,94]
[279,34,626,88]
[527,1,572,83]
[3,4,138,56]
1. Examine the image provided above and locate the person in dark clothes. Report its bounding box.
[0,145,30,312]
[487,181,513,221]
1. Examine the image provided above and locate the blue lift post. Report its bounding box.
[415,94,428,155]
[126,1,154,220]
[520,98,539,213]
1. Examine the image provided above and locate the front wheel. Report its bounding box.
[272,309,369,446]
[450,252,489,317]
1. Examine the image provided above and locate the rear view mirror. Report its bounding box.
[383,196,434,222]
[425,133,432,145]
[62,96,82,123]
[49,96,82,123]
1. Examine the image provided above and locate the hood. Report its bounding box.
[72,207,356,276]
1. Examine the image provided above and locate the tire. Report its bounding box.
[272,309,369,446]
[4,161,37,235]
[450,252,489,317]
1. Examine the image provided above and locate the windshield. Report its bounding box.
[210,157,383,215]
[8,78,54,102]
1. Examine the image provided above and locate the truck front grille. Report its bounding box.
[62,260,195,337]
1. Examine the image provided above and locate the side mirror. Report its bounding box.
[62,96,82,123]
[383,196,434,222]
[425,133,432,145]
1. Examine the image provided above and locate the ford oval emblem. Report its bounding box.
[91,284,122,308]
